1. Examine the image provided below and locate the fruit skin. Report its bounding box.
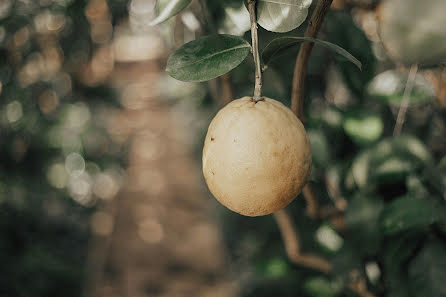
[202,97,312,216]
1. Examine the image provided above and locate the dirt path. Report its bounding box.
[84,25,238,297]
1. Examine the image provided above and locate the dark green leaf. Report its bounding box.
[380,196,441,235]
[262,37,362,69]
[326,12,375,96]
[166,34,251,82]
[149,0,192,26]
[346,195,383,254]
[409,241,446,297]
[257,0,312,33]
[307,130,330,166]
[382,233,424,297]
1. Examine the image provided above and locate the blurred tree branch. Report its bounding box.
[393,64,418,136]
[274,209,332,273]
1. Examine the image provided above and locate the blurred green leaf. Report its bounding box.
[346,195,383,254]
[149,0,192,25]
[367,70,435,105]
[303,277,343,297]
[382,232,422,297]
[408,241,446,297]
[166,34,251,82]
[380,196,442,235]
[307,130,329,167]
[257,0,312,33]
[343,112,383,146]
[350,136,433,189]
[326,11,375,96]
[219,4,251,36]
[331,245,362,281]
[262,37,362,69]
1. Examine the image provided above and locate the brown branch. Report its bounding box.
[302,184,320,218]
[324,178,347,212]
[348,274,377,297]
[291,0,333,120]
[274,209,332,274]
[393,64,418,136]
[220,73,233,106]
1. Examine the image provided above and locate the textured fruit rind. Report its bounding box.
[202,97,312,216]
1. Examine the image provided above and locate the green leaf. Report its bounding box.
[408,241,446,297]
[326,12,375,96]
[149,0,192,26]
[346,195,383,254]
[166,34,251,82]
[304,277,343,297]
[382,233,423,297]
[257,0,312,33]
[367,70,435,106]
[343,112,383,145]
[307,130,329,167]
[349,136,433,189]
[262,37,362,69]
[380,196,441,235]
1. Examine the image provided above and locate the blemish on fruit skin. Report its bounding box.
[211,170,215,175]
[211,137,215,141]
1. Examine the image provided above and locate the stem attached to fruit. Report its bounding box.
[248,0,263,102]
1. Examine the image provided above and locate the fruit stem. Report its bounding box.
[248,0,263,102]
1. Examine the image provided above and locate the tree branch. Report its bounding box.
[274,209,332,274]
[393,64,418,136]
[291,0,333,120]
[220,73,233,106]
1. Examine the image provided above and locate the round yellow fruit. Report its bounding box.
[202,96,312,216]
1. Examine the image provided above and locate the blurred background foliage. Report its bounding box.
[0,0,127,296]
[1,0,446,297]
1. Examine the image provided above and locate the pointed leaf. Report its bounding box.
[166,34,251,82]
[257,0,312,33]
[149,0,192,26]
[262,36,362,69]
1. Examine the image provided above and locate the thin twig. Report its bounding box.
[274,210,332,273]
[393,64,418,136]
[302,184,319,218]
[291,0,333,120]
[348,275,376,297]
[248,0,263,101]
[324,178,347,212]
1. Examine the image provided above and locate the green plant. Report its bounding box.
[153,0,446,296]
